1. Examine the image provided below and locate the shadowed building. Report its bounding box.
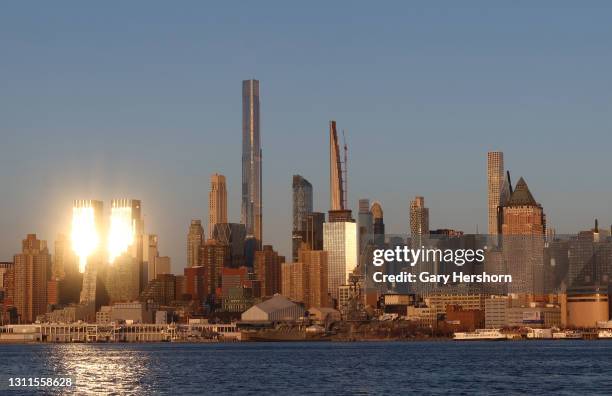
[187,220,204,268]
[201,239,231,298]
[292,175,313,262]
[212,223,247,267]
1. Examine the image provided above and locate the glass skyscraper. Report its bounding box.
[323,221,358,302]
[292,175,313,261]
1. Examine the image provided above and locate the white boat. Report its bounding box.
[526,328,553,339]
[552,330,583,339]
[453,329,507,341]
[598,330,612,339]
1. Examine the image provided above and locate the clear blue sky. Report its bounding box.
[1,1,612,273]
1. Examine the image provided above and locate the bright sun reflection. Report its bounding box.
[71,206,99,273]
[108,206,135,264]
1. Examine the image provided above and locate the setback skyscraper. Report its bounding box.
[242,79,262,248]
[208,173,228,237]
[13,234,50,323]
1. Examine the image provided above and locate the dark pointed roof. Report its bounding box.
[506,177,537,206]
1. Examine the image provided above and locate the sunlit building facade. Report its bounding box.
[242,79,262,248]
[323,221,357,302]
[13,234,50,323]
[208,173,228,236]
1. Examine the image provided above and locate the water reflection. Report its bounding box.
[45,344,152,394]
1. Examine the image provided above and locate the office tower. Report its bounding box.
[13,234,50,323]
[241,79,262,248]
[358,199,373,250]
[371,201,385,246]
[108,199,145,293]
[154,256,171,276]
[301,212,325,251]
[73,199,104,305]
[208,173,228,236]
[254,245,284,297]
[324,222,358,302]
[201,239,231,297]
[501,177,546,294]
[410,196,429,247]
[487,151,504,236]
[325,121,356,301]
[187,220,204,268]
[144,234,159,283]
[567,220,611,288]
[54,234,82,305]
[292,175,313,262]
[212,223,247,267]
[105,254,140,303]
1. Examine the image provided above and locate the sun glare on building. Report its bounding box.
[108,200,136,264]
[71,200,102,273]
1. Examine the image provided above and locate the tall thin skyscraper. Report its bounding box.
[242,79,262,248]
[292,175,313,261]
[487,151,504,236]
[209,173,228,236]
[329,120,345,211]
[410,196,429,247]
[187,220,204,268]
[324,122,357,302]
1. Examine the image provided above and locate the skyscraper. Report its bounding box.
[329,120,345,211]
[242,79,262,248]
[292,175,313,262]
[254,245,284,297]
[487,151,504,236]
[108,199,144,292]
[301,212,325,251]
[501,177,546,294]
[13,234,50,323]
[324,222,358,302]
[324,121,357,302]
[144,234,159,283]
[371,201,385,246]
[208,173,228,236]
[187,220,204,268]
[410,196,429,247]
[358,199,373,250]
[212,223,247,267]
[72,199,104,305]
[201,239,231,297]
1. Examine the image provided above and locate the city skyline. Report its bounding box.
[3,3,612,272]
